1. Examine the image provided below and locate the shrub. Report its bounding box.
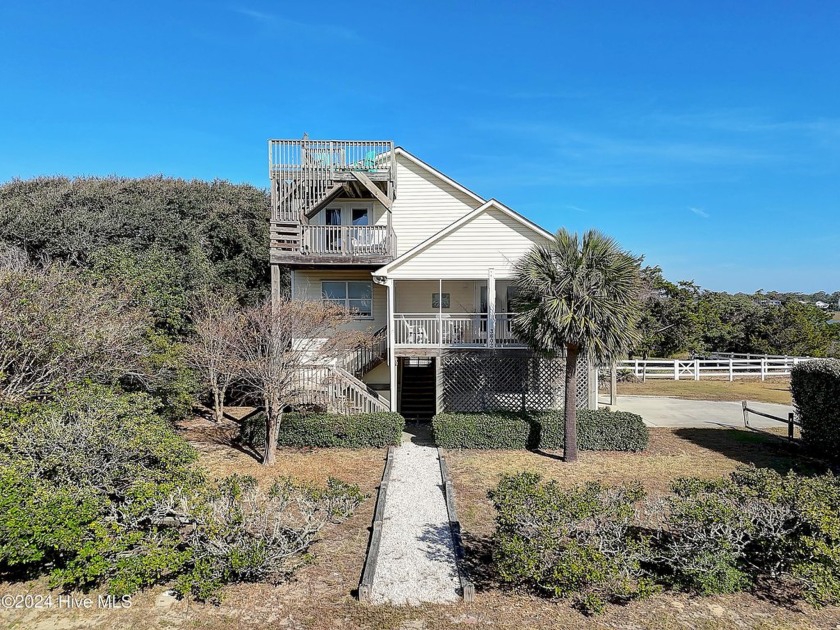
[0,384,201,591]
[490,472,654,614]
[650,467,840,605]
[0,384,366,600]
[240,412,405,448]
[174,474,365,603]
[432,410,648,451]
[791,359,840,461]
[489,466,840,612]
[432,412,535,449]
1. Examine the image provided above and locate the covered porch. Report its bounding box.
[392,278,526,349]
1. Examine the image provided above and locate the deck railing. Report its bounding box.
[269,139,395,223]
[300,224,395,258]
[270,139,393,176]
[394,313,524,347]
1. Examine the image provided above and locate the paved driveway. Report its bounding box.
[613,396,793,429]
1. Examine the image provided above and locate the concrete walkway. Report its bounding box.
[370,439,461,605]
[614,395,794,429]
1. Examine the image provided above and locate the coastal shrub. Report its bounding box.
[490,472,654,615]
[0,384,365,601]
[652,467,840,604]
[0,384,201,591]
[432,409,648,451]
[175,474,365,602]
[791,359,840,461]
[489,466,840,612]
[240,412,405,448]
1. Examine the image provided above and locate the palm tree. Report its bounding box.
[512,229,642,462]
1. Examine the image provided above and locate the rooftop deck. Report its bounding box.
[269,138,395,222]
[269,138,396,264]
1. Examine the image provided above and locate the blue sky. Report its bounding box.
[1,1,838,293]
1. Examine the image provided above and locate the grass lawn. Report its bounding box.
[4,421,840,629]
[616,377,793,405]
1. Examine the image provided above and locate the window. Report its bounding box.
[322,281,372,318]
[432,292,450,308]
[351,208,369,225]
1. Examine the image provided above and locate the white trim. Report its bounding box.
[387,279,397,412]
[373,199,554,277]
[394,148,486,206]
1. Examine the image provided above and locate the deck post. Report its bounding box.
[438,279,443,348]
[487,268,496,348]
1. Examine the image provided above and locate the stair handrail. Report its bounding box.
[339,327,388,377]
[329,365,390,413]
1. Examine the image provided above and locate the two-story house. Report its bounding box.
[269,138,597,420]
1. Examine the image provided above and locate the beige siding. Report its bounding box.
[394,279,517,313]
[387,208,550,279]
[292,269,386,332]
[391,155,483,255]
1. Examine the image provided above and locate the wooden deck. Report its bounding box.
[269,138,397,261]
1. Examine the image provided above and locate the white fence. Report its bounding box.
[618,356,811,381]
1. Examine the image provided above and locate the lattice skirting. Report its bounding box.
[440,349,589,413]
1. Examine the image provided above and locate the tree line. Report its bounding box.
[635,266,839,359]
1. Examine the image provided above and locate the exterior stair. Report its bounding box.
[399,362,436,422]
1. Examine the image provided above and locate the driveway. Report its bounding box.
[613,395,793,429]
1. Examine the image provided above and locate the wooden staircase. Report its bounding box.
[297,364,389,415]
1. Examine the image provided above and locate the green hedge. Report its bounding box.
[432,409,648,451]
[240,412,405,448]
[791,359,840,461]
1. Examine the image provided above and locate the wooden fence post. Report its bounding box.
[760,358,766,381]
[788,412,794,442]
[694,359,700,381]
[674,360,679,381]
[742,400,749,428]
[729,359,734,382]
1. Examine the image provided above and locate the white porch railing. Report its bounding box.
[300,225,395,257]
[394,313,524,347]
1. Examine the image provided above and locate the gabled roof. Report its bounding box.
[373,198,555,277]
[394,147,486,206]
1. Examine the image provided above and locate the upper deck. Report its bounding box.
[269,138,397,265]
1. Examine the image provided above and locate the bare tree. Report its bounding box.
[0,263,151,402]
[188,292,241,423]
[233,298,367,466]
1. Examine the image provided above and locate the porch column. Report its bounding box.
[387,279,397,412]
[487,268,496,348]
[438,278,443,348]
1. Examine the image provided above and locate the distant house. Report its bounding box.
[268,138,597,420]
[815,300,829,309]
[759,299,782,307]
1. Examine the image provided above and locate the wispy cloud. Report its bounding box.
[689,207,710,219]
[647,108,840,137]
[564,204,589,213]
[233,7,359,41]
